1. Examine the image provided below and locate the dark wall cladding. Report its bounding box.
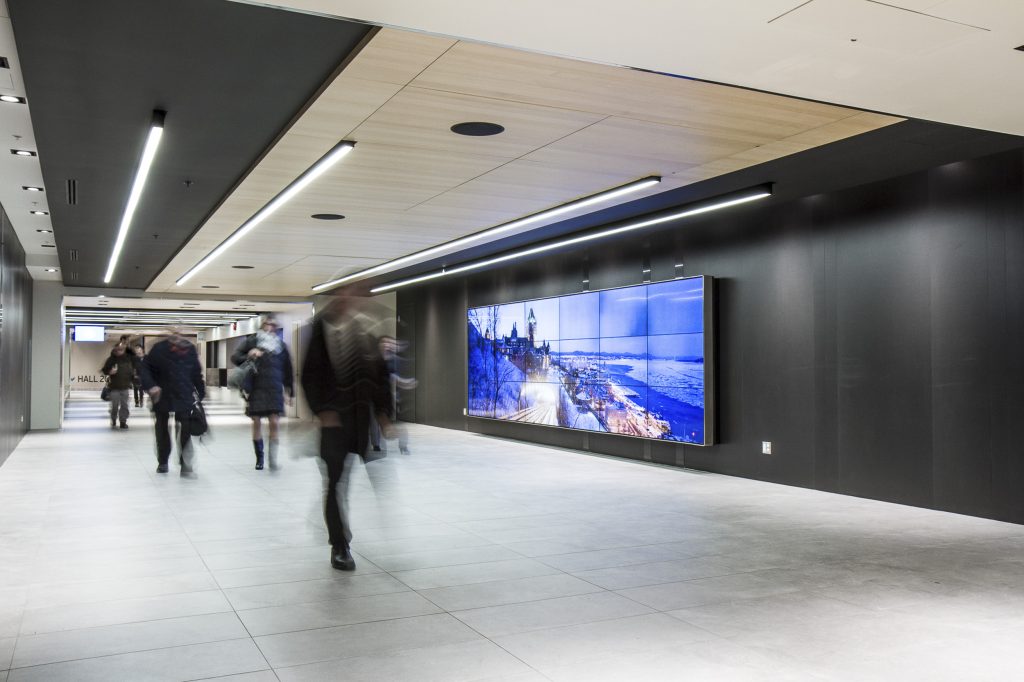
[398,148,1024,524]
[0,204,33,467]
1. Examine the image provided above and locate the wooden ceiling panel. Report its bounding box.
[150,27,901,295]
[340,30,455,85]
[349,86,606,157]
[412,41,855,139]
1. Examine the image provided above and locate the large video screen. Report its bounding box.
[467,276,713,445]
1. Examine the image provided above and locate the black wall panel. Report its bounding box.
[0,204,33,467]
[398,148,1024,524]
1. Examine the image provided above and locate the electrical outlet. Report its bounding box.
[762,441,772,455]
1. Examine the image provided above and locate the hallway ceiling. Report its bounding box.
[9,0,1021,297]
[150,27,900,296]
[7,0,370,288]
[252,0,1024,137]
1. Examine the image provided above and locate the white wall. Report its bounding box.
[68,335,119,391]
[30,281,63,430]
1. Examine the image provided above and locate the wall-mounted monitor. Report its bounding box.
[73,325,105,342]
[467,276,714,445]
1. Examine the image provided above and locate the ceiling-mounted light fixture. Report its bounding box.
[370,185,773,293]
[30,210,49,216]
[175,140,356,286]
[11,149,36,157]
[1,95,24,104]
[312,175,662,293]
[104,110,165,283]
[22,185,43,192]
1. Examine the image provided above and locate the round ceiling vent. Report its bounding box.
[311,213,345,221]
[451,121,505,137]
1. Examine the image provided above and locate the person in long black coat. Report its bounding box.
[231,315,294,470]
[140,330,205,475]
[301,297,392,571]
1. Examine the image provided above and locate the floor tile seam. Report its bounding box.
[249,611,484,665]
[373,551,546,573]
[241,602,455,639]
[212,568,390,591]
[16,600,237,638]
[232,588,428,616]
[525,540,700,567]
[414,583,609,613]
[8,633,257,671]
[447,600,663,640]
[388,603,552,682]
[570,566,777,594]
[182,666,279,682]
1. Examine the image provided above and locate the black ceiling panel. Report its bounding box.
[9,0,370,288]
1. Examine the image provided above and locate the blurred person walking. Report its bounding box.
[301,297,392,571]
[378,335,417,454]
[141,329,205,475]
[232,315,294,470]
[101,342,137,429]
[131,343,146,407]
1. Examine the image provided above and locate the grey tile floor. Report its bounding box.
[1,389,1023,680]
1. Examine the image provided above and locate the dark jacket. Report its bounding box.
[231,334,294,415]
[140,338,205,414]
[101,351,137,390]
[301,312,391,456]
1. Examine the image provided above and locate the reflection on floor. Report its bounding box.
[1,388,1024,680]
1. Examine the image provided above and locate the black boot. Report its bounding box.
[254,439,264,470]
[331,545,355,571]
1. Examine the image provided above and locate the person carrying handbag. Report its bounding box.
[231,315,294,470]
[140,329,205,475]
[100,343,135,429]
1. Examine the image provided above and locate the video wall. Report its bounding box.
[467,276,713,445]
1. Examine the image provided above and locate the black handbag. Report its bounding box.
[100,379,110,401]
[188,392,209,437]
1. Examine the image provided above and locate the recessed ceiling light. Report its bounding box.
[1,95,25,104]
[30,210,49,216]
[41,244,55,248]
[231,265,254,269]
[201,285,219,289]
[44,268,58,272]
[22,185,43,192]
[36,229,52,233]
[451,122,505,136]
[0,58,10,69]
[11,149,36,157]
[311,213,345,220]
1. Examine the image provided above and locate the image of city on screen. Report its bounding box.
[467,276,711,445]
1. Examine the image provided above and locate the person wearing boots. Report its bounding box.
[301,296,392,571]
[131,344,146,407]
[231,315,294,470]
[140,329,205,475]
[101,342,136,429]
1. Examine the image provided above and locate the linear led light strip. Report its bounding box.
[104,110,165,283]
[311,176,662,292]
[370,186,772,293]
[176,140,356,286]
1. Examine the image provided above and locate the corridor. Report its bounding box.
[1,391,1024,680]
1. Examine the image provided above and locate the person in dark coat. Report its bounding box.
[140,329,205,475]
[301,296,392,571]
[101,342,137,429]
[131,343,146,407]
[232,315,294,470]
